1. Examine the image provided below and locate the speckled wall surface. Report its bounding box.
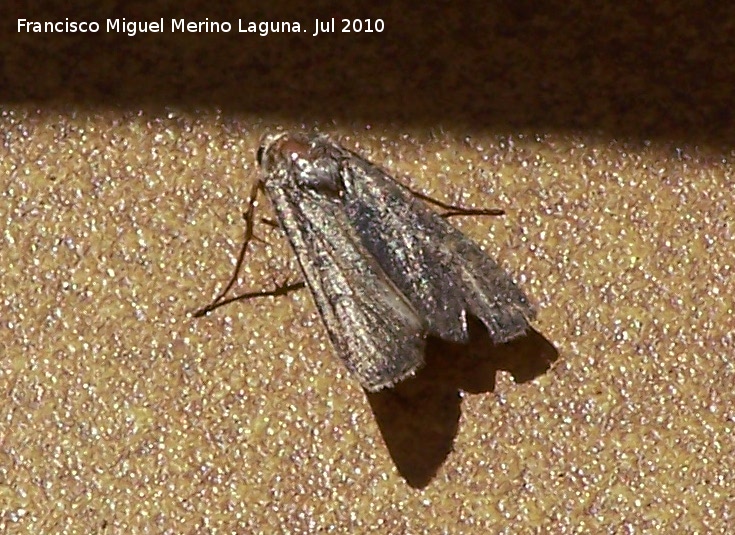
[1,2,733,533]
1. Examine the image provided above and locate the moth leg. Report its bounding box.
[259,216,280,228]
[193,179,266,316]
[193,179,306,317]
[402,184,505,218]
[192,280,306,317]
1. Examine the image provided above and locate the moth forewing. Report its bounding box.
[259,134,428,391]
[335,142,536,344]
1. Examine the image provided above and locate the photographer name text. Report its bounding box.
[17,18,384,37]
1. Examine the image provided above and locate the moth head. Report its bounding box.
[256,132,293,172]
[257,132,345,196]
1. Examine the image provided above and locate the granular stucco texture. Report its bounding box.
[1,110,732,533]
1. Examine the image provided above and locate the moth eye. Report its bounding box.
[298,168,344,196]
[256,145,265,166]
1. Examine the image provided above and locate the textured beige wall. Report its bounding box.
[1,2,733,533]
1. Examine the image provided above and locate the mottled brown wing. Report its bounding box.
[339,150,536,345]
[265,179,427,391]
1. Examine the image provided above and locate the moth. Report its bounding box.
[196,132,536,391]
